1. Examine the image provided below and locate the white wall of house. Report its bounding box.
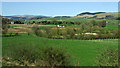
[57,25,64,27]
[11,22,14,24]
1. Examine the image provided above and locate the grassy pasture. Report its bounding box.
[2,34,118,66]
[27,17,89,23]
[3,23,118,66]
[105,25,118,29]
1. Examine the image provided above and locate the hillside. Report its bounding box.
[76,12,119,19]
[3,15,51,20]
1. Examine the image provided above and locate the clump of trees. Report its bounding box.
[90,19,98,26]
[2,18,11,36]
[32,25,41,36]
[98,20,106,27]
[7,18,113,40]
[2,18,21,37]
[27,20,81,25]
[32,24,118,40]
[27,19,107,27]
[14,20,24,24]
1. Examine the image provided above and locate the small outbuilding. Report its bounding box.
[11,22,14,24]
[57,25,65,27]
[106,21,109,23]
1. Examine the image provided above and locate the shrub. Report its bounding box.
[80,23,86,30]
[43,27,51,38]
[59,29,67,39]
[32,25,40,36]
[13,48,39,65]
[3,45,71,66]
[90,19,98,26]
[32,25,44,37]
[108,33,114,39]
[48,29,59,39]
[41,47,71,66]
[95,48,118,66]
[2,22,9,36]
[15,33,19,36]
[66,27,75,39]
[98,20,106,27]
[2,45,40,66]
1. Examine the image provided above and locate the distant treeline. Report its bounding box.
[27,20,107,27]
[3,17,107,27]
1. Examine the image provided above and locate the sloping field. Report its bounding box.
[9,24,56,27]
[2,35,118,66]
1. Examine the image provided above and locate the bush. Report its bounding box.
[41,47,71,66]
[66,27,76,39]
[90,19,98,26]
[60,29,67,39]
[2,45,40,66]
[80,23,86,30]
[32,25,45,37]
[3,45,71,66]
[48,29,59,39]
[32,25,40,36]
[98,20,106,27]
[95,48,118,66]
[13,48,39,66]
[2,22,9,36]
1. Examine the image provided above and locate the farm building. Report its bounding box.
[11,22,14,24]
[57,25,65,27]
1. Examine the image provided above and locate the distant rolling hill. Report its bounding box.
[76,12,119,19]
[3,15,51,20]
[77,12,106,16]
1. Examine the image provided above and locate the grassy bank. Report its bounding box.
[2,35,118,66]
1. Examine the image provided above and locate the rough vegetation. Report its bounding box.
[96,48,118,66]
[2,46,71,66]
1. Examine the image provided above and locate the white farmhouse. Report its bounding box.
[57,25,65,27]
[106,21,109,23]
[11,22,14,24]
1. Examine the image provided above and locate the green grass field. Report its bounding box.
[105,25,118,29]
[2,34,118,66]
[27,17,89,23]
